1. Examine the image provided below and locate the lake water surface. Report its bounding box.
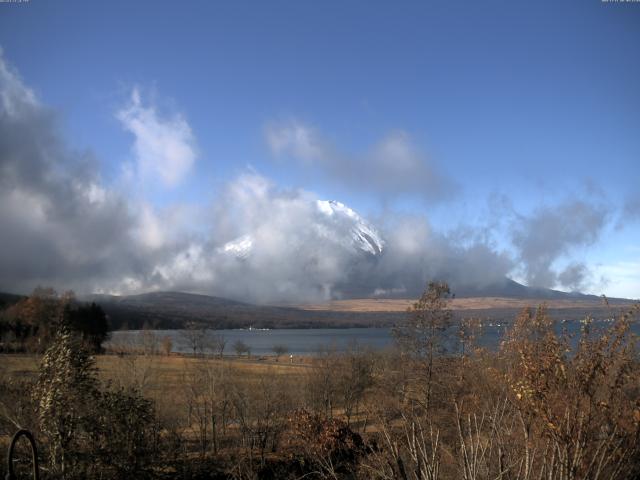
[107,320,637,356]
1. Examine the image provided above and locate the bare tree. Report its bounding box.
[181,358,232,456]
[456,317,483,385]
[161,335,173,356]
[272,344,288,361]
[305,345,339,419]
[233,340,250,358]
[393,281,452,412]
[111,350,158,396]
[230,373,292,466]
[363,411,441,480]
[141,327,158,355]
[181,321,207,356]
[207,332,227,358]
[335,343,375,427]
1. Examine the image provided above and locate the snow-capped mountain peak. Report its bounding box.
[314,200,384,255]
[219,200,384,259]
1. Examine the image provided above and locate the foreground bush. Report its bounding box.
[499,305,640,480]
[32,320,158,479]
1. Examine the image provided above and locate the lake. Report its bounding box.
[106,319,636,356]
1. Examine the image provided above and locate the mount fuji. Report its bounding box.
[219,200,385,260]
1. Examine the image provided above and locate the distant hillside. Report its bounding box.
[334,276,628,302]
[451,277,623,301]
[81,285,635,331]
[2,277,633,331]
[83,291,402,330]
[0,292,25,309]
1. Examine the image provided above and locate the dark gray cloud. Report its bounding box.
[558,262,589,292]
[265,120,456,203]
[0,50,183,294]
[510,200,609,289]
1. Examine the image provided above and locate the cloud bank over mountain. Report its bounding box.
[510,200,610,291]
[265,119,456,203]
[0,51,627,302]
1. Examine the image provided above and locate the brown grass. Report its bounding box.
[288,296,630,312]
[1,353,308,388]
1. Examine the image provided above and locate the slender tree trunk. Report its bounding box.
[212,414,218,454]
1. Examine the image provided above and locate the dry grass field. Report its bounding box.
[290,296,626,312]
[1,352,309,382]
[0,351,318,478]
[1,353,311,425]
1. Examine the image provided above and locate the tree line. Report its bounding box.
[0,287,109,353]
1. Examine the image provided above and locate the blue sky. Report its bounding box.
[0,0,638,300]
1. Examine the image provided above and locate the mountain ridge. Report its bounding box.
[76,278,634,330]
[2,278,634,331]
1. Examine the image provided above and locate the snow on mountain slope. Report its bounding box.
[219,200,384,259]
[220,234,253,259]
[315,200,384,255]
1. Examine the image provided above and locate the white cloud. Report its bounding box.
[264,119,455,202]
[265,120,325,164]
[134,203,165,249]
[592,261,640,300]
[117,88,197,188]
[0,47,38,116]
